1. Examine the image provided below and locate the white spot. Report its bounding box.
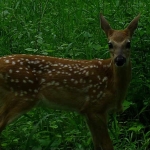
[89,80,92,83]
[97,86,101,89]
[45,65,49,68]
[71,79,74,82]
[51,81,56,85]
[89,84,93,88]
[53,64,58,67]
[35,60,40,64]
[93,90,96,93]
[34,89,38,93]
[64,65,68,68]
[83,80,86,84]
[9,69,13,73]
[12,61,16,65]
[23,91,27,94]
[0,74,3,79]
[82,70,86,74]
[97,75,101,80]
[98,61,102,65]
[60,64,64,67]
[5,60,9,63]
[15,92,18,96]
[16,70,20,73]
[94,84,97,88]
[16,79,19,83]
[30,61,34,64]
[32,70,36,73]
[41,78,46,84]
[102,77,108,82]
[11,79,14,82]
[20,62,23,65]
[85,71,89,76]
[74,71,77,74]
[29,89,32,92]
[97,91,103,99]
[23,80,26,83]
[38,70,42,74]
[28,80,34,84]
[19,67,23,70]
[79,79,83,83]
[102,93,106,98]
[20,93,24,96]
[39,64,43,67]
[74,80,78,84]
[107,63,111,67]
[55,82,60,86]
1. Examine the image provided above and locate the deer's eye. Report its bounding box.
[108,42,113,49]
[126,41,131,49]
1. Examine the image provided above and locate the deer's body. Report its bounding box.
[0,55,129,112]
[0,14,139,150]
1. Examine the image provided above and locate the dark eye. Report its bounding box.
[108,42,113,49]
[126,41,131,49]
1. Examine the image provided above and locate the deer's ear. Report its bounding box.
[100,14,113,37]
[126,14,140,37]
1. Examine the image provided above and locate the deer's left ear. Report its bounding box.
[100,13,113,37]
[126,14,140,37]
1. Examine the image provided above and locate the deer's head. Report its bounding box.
[100,14,140,67]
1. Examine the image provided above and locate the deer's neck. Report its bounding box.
[103,59,132,112]
[113,61,132,90]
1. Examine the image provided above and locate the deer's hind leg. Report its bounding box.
[0,92,38,133]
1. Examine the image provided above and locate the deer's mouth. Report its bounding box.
[114,55,126,67]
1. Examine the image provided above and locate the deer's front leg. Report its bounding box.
[85,112,113,150]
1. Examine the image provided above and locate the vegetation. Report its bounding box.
[0,0,150,149]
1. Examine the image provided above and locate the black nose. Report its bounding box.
[114,55,126,66]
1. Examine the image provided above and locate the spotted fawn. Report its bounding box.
[0,14,140,150]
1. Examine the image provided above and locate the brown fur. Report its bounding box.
[0,14,139,150]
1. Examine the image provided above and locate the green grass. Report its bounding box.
[0,0,150,149]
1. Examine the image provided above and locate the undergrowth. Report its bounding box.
[0,0,150,149]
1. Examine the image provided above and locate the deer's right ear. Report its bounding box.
[126,14,140,37]
[100,14,112,37]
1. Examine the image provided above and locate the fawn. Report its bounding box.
[0,14,139,150]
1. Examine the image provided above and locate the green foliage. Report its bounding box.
[0,0,150,150]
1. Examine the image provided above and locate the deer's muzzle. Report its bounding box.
[114,55,126,67]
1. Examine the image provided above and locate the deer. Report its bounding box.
[0,14,139,150]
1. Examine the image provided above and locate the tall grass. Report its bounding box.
[0,0,150,149]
